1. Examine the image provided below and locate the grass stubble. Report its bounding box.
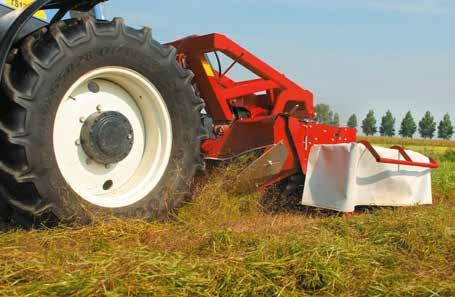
[0,138,454,296]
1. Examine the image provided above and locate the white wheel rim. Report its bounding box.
[53,67,173,208]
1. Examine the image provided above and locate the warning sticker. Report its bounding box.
[3,0,47,21]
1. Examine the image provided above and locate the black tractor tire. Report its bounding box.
[0,17,206,227]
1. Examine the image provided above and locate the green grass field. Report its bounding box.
[0,137,454,296]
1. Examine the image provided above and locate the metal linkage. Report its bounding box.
[169,33,358,185]
[169,33,315,122]
[359,141,439,169]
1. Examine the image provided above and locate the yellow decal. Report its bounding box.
[4,0,47,20]
[202,60,215,77]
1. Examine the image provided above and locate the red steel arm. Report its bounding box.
[168,33,315,122]
[359,141,439,169]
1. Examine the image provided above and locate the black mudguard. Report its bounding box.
[0,0,104,83]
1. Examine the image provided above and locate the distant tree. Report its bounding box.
[332,113,340,126]
[315,104,333,124]
[380,110,396,137]
[347,114,358,129]
[399,111,417,138]
[438,113,454,140]
[362,110,377,136]
[418,111,437,139]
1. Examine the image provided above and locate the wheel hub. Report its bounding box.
[80,111,134,165]
[54,67,173,208]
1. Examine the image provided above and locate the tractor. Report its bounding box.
[0,0,438,226]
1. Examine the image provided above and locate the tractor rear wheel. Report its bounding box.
[0,17,206,226]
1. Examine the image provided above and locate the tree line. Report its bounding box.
[315,104,454,140]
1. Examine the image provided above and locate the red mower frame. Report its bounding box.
[169,33,438,187]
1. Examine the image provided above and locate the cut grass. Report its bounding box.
[0,138,454,296]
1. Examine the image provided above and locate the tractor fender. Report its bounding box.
[0,0,103,85]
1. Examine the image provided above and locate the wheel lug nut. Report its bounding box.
[79,117,86,123]
[105,164,111,169]
[75,140,81,146]
[88,82,100,93]
[96,105,102,112]
[127,134,133,140]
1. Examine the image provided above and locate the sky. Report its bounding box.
[105,0,454,126]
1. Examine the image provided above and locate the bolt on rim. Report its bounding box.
[53,67,173,208]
